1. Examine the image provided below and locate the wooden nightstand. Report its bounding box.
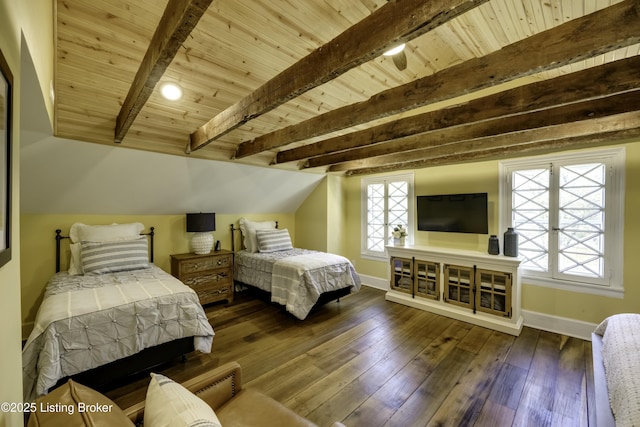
[171,250,234,306]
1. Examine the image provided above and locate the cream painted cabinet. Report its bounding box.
[386,245,522,336]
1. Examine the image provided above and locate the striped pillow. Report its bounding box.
[256,228,293,252]
[81,238,150,274]
[145,373,222,427]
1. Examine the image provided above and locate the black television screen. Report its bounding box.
[417,193,488,234]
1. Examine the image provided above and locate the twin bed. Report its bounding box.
[23,219,361,401]
[22,223,215,402]
[232,218,361,320]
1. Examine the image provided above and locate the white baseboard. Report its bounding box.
[360,275,597,341]
[522,310,597,341]
[359,274,388,291]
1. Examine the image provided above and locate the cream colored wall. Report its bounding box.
[294,175,348,256]
[295,176,328,251]
[326,175,346,255]
[20,213,294,337]
[0,0,24,424]
[19,0,54,125]
[344,141,640,325]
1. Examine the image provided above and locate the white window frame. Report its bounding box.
[499,147,625,298]
[361,173,414,260]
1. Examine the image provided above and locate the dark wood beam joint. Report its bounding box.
[114,0,213,144]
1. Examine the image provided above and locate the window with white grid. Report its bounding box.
[361,174,414,259]
[500,148,625,296]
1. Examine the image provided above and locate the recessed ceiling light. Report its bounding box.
[160,82,183,101]
[383,43,406,56]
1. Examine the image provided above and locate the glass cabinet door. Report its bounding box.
[390,257,413,295]
[444,264,473,308]
[476,269,512,317]
[415,260,439,300]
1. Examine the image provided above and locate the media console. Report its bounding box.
[386,245,523,336]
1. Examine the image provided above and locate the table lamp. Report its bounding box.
[186,213,216,254]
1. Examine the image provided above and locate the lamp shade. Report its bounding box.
[186,213,216,232]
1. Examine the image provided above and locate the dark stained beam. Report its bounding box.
[115,0,213,143]
[275,56,640,165]
[189,0,488,152]
[342,112,640,175]
[313,90,640,170]
[235,0,640,159]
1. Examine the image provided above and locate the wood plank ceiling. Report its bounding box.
[54,0,640,175]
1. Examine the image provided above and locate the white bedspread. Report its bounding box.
[271,251,361,320]
[22,265,214,402]
[594,313,640,426]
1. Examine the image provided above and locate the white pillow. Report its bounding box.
[256,228,293,252]
[68,242,83,275]
[145,373,222,427]
[69,222,145,243]
[238,218,276,253]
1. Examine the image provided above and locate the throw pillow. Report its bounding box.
[145,373,222,427]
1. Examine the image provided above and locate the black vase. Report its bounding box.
[488,235,500,255]
[504,227,518,257]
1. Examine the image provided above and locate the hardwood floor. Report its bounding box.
[106,286,595,427]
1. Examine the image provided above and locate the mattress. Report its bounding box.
[22,265,215,401]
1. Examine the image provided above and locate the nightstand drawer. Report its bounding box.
[178,255,231,275]
[181,270,231,288]
[194,283,233,305]
[171,250,234,306]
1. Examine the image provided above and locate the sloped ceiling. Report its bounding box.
[20,24,324,216]
[20,136,324,214]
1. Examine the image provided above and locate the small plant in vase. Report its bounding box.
[392,224,408,245]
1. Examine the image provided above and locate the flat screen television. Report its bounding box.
[417,193,488,234]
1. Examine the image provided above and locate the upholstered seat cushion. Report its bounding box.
[27,379,134,427]
[216,389,317,427]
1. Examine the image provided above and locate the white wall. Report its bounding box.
[21,136,325,215]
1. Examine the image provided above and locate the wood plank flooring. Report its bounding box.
[105,286,595,427]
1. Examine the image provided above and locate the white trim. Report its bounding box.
[361,173,414,258]
[522,309,597,341]
[499,146,625,294]
[359,274,388,291]
[522,276,624,299]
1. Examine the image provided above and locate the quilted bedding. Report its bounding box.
[594,313,640,426]
[22,265,215,402]
[235,249,361,319]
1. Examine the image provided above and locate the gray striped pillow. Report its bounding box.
[80,238,150,274]
[256,228,293,252]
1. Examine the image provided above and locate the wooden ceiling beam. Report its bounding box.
[275,56,640,165]
[235,0,640,159]
[344,113,640,176]
[189,0,488,152]
[312,90,640,170]
[114,0,213,143]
